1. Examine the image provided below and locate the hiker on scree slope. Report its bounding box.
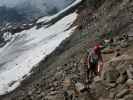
[90,44,103,76]
[85,44,103,80]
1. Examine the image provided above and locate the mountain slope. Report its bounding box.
[1,0,133,100]
[0,0,82,96]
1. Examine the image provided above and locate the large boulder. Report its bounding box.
[126,65,133,79]
[45,95,65,100]
[120,40,128,48]
[103,68,120,83]
[126,79,133,86]
[117,74,127,84]
[75,82,85,92]
[116,89,129,98]
[124,94,133,100]
[102,48,114,54]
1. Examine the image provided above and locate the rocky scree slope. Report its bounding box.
[1,0,133,100]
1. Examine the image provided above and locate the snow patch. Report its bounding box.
[0,12,77,95]
[37,0,82,24]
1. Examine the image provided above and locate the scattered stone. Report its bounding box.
[126,69,133,79]
[75,82,85,92]
[73,62,78,67]
[38,92,45,99]
[28,91,33,95]
[45,95,65,100]
[108,83,117,88]
[104,39,110,44]
[99,97,112,100]
[124,94,133,100]
[55,71,63,80]
[115,52,121,57]
[49,91,58,95]
[103,69,120,83]
[53,81,58,87]
[63,78,72,88]
[126,79,133,86]
[117,75,127,84]
[116,89,129,98]
[102,48,114,54]
[36,89,41,94]
[109,92,115,98]
[94,76,101,82]
[120,40,128,48]
[50,87,55,91]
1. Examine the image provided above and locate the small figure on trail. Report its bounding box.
[84,44,103,83]
[89,44,103,75]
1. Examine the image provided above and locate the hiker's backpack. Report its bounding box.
[89,50,98,65]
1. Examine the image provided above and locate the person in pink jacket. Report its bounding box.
[88,44,103,76]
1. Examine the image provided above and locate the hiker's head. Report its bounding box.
[93,44,101,54]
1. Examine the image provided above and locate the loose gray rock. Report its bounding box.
[120,40,128,48]
[117,75,127,84]
[75,82,85,92]
[124,94,133,100]
[126,68,133,79]
[126,79,133,86]
[103,69,120,83]
[109,92,115,98]
[45,95,65,100]
[116,89,129,98]
[94,76,101,82]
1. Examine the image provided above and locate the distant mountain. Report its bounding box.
[0,0,75,25]
[0,6,30,25]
